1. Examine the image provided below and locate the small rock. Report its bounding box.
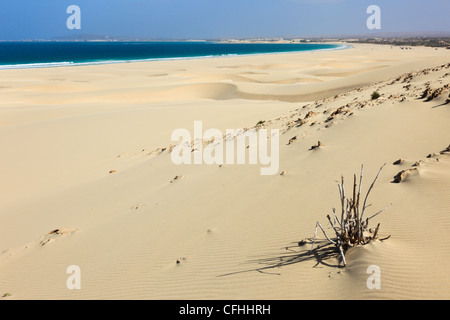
[170,175,182,184]
[330,106,349,117]
[288,136,297,145]
[420,88,432,99]
[310,141,324,150]
[392,168,418,183]
[304,111,316,119]
[295,118,307,127]
[412,160,423,167]
[425,85,449,102]
[49,229,62,235]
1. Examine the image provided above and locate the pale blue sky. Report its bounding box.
[0,0,449,40]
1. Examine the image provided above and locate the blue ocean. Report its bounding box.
[0,41,344,69]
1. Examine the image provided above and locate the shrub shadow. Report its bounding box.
[219,239,343,277]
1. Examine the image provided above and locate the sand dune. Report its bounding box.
[0,44,449,300]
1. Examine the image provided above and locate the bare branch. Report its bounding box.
[360,164,386,220]
[367,203,392,221]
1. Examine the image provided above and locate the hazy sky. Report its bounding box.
[0,0,449,40]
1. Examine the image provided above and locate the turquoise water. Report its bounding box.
[0,41,345,69]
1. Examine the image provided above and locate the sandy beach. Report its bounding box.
[0,43,449,299]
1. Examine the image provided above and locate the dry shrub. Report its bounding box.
[312,164,391,267]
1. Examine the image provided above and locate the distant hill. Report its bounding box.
[48,31,450,43]
[299,31,450,40]
[52,34,128,41]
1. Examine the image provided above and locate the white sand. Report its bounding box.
[0,44,449,299]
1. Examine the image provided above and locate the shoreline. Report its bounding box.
[0,42,349,71]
